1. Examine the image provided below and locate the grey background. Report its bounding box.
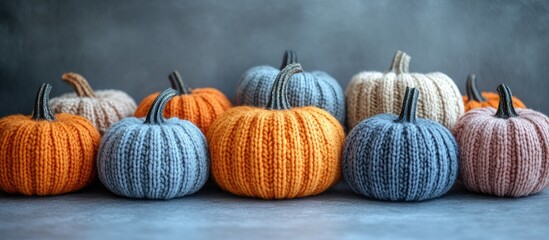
[1,0,548,117]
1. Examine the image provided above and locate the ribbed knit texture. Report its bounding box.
[134,71,232,135]
[236,51,346,125]
[0,83,100,196]
[50,73,137,135]
[454,85,549,197]
[346,51,464,130]
[463,92,526,112]
[462,74,525,112]
[98,89,209,199]
[208,63,344,199]
[343,87,459,201]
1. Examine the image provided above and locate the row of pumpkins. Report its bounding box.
[0,50,546,201]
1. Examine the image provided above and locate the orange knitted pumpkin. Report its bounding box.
[207,64,344,199]
[135,71,232,134]
[462,74,526,111]
[0,84,100,196]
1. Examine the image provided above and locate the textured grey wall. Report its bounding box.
[1,0,548,117]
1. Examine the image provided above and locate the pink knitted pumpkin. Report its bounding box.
[453,84,549,197]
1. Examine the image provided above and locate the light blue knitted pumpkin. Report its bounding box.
[236,50,345,124]
[97,88,209,199]
[342,87,458,201]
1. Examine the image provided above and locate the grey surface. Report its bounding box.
[1,0,548,117]
[1,182,548,240]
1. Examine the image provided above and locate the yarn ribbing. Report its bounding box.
[50,73,137,134]
[237,50,346,125]
[454,84,549,197]
[208,63,344,199]
[462,75,526,111]
[0,83,100,195]
[98,88,210,199]
[343,87,459,201]
[345,50,464,130]
[134,71,232,135]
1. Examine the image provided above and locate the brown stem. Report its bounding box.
[61,72,96,97]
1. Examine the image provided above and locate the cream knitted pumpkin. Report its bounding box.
[345,51,464,129]
[50,72,137,134]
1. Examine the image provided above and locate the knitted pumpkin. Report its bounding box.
[50,72,137,134]
[208,63,344,199]
[343,87,459,201]
[462,74,526,111]
[236,50,345,125]
[98,88,209,199]
[0,83,100,196]
[454,84,549,197]
[134,71,232,134]
[346,50,464,130]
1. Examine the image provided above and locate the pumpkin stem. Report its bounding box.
[169,70,191,95]
[396,87,419,123]
[280,50,298,70]
[61,73,96,97]
[145,88,178,124]
[388,50,411,74]
[495,84,519,118]
[32,83,56,121]
[466,74,486,102]
[266,63,303,110]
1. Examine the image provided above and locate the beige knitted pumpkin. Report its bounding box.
[345,51,464,129]
[50,72,137,134]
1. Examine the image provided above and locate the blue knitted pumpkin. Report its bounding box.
[97,88,209,199]
[236,50,345,124]
[342,87,458,201]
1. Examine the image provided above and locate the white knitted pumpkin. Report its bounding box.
[50,72,137,134]
[345,51,464,129]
